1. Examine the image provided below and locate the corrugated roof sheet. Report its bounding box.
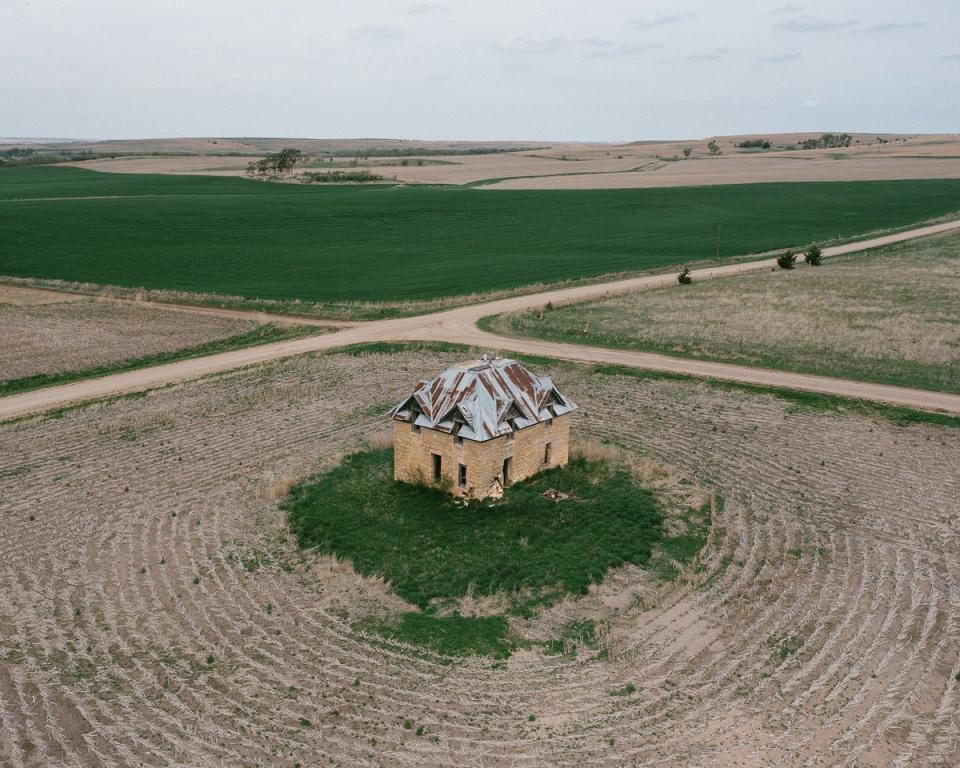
[389,357,577,442]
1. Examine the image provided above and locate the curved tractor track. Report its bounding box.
[1,350,958,767]
[2,219,960,422]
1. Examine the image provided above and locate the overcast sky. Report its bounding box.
[3,0,957,141]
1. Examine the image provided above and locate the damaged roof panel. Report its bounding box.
[389,357,577,442]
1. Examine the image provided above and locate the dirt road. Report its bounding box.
[3,219,960,421]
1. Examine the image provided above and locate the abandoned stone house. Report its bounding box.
[389,356,578,498]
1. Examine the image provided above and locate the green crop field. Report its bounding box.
[3,166,960,310]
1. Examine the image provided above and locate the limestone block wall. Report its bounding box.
[393,414,570,499]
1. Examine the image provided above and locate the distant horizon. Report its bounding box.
[1,130,950,147]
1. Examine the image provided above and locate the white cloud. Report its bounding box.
[756,49,801,63]
[684,47,729,62]
[630,12,695,31]
[866,21,924,32]
[405,3,447,15]
[350,24,405,41]
[775,16,859,32]
[492,37,659,58]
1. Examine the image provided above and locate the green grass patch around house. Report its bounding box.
[3,166,959,312]
[283,448,664,657]
[0,323,321,398]
[285,449,663,606]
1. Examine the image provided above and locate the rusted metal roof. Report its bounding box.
[389,357,577,442]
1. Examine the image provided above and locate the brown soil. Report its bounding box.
[63,155,257,176]
[0,285,86,306]
[1,349,957,766]
[48,133,960,189]
[0,299,259,381]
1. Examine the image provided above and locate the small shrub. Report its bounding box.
[805,244,823,266]
[609,682,637,697]
[776,251,797,270]
[677,266,692,285]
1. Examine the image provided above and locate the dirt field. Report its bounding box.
[489,232,960,393]
[0,285,87,307]
[63,156,258,176]
[52,133,960,189]
[1,348,958,766]
[0,298,260,382]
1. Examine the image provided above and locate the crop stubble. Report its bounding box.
[0,299,260,382]
[0,350,958,766]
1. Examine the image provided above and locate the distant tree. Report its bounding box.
[800,133,852,150]
[707,140,722,156]
[805,245,823,266]
[248,148,302,176]
[682,147,693,158]
[677,266,693,284]
[777,251,797,270]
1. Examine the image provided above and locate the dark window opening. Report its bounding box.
[544,443,552,464]
[546,417,554,428]
[412,422,420,433]
[502,457,511,486]
[433,454,442,482]
[458,464,467,488]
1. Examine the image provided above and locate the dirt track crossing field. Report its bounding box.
[3,218,960,421]
[2,349,959,767]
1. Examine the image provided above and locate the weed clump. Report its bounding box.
[777,251,797,270]
[677,266,693,285]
